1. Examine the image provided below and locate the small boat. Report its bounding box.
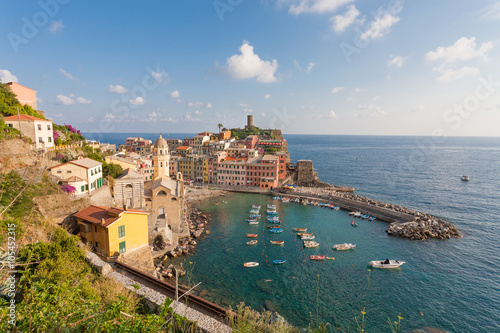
[267,220,281,224]
[293,228,307,232]
[244,262,259,267]
[310,255,325,260]
[267,211,278,215]
[301,235,315,240]
[333,206,340,210]
[252,204,261,209]
[461,175,469,181]
[246,218,258,222]
[333,243,356,251]
[368,217,376,221]
[297,232,313,237]
[246,234,258,238]
[267,204,276,209]
[267,225,280,229]
[246,240,258,245]
[269,228,283,234]
[273,259,286,265]
[250,209,260,214]
[348,211,356,216]
[270,240,284,245]
[368,260,405,269]
[351,221,358,227]
[250,214,261,219]
[303,241,319,248]
[267,216,280,221]
[248,221,259,225]
[326,257,336,260]
[361,214,370,219]
[353,212,362,218]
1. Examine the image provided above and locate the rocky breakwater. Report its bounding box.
[188,208,211,239]
[387,216,461,240]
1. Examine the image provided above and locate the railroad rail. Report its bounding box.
[114,261,230,320]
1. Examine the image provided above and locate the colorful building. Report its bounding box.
[4,114,54,149]
[245,155,279,189]
[7,82,37,109]
[217,157,247,186]
[50,157,103,194]
[74,205,149,259]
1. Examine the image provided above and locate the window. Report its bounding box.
[38,124,41,130]
[81,185,85,192]
[38,137,43,143]
[47,125,51,130]
[95,225,97,232]
[7,124,12,128]
[85,184,89,190]
[67,170,72,173]
[48,137,52,143]
[118,225,125,238]
[119,241,126,253]
[91,170,94,176]
[57,170,62,174]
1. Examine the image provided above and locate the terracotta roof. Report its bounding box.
[51,157,102,170]
[4,114,47,122]
[177,146,191,150]
[74,205,148,227]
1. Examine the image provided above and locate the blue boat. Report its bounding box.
[250,214,261,219]
[269,228,283,233]
[267,211,278,215]
[250,209,260,214]
[361,214,370,219]
[273,259,286,265]
[369,216,376,221]
[267,220,281,224]
[246,219,258,222]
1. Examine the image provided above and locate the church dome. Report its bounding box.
[154,134,168,149]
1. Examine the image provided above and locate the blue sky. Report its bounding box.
[1,0,499,136]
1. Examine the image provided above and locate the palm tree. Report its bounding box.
[217,123,223,134]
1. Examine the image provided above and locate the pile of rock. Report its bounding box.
[188,209,210,238]
[387,217,461,240]
[157,262,186,279]
[164,239,198,258]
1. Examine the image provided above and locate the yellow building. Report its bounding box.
[202,157,210,183]
[178,156,195,180]
[105,155,138,172]
[74,205,149,259]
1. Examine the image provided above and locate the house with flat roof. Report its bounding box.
[50,157,103,194]
[7,82,37,109]
[4,114,54,149]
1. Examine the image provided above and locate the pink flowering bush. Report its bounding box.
[61,184,77,194]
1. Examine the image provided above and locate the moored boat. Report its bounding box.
[267,211,278,215]
[368,217,376,221]
[244,262,259,267]
[301,235,315,240]
[333,243,356,251]
[252,204,261,209]
[246,218,258,222]
[248,221,259,225]
[267,216,280,221]
[250,209,260,214]
[310,255,325,260]
[351,221,358,227]
[246,234,258,238]
[297,232,313,236]
[269,228,283,234]
[267,225,281,229]
[461,175,469,181]
[368,259,405,269]
[270,240,284,245]
[303,240,319,248]
[250,214,261,219]
[273,259,286,265]
[293,228,307,232]
[333,206,340,210]
[326,257,336,260]
[267,220,281,224]
[267,204,276,209]
[246,240,258,245]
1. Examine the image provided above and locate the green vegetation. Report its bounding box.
[0,82,44,119]
[230,126,261,139]
[103,162,123,178]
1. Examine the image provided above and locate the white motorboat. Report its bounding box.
[368,259,405,269]
[301,235,315,240]
[303,241,319,248]
[333,243,356,251]
[244,262,259,267]
[461,175,469,181]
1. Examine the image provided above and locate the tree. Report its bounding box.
[103,162,123,178]
[218,123,224,134]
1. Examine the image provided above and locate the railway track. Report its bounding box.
[114,261,230,320]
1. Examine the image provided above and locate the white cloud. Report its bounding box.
[239,103,251,108]
[109,84,129,94]
[331,5,360,32]
[104,113,115,120]
[387,55,405,68]
[293,59,301,70]
[185,112,201,122]
[59,68,78,81]
[345,95,355,102]
[206,103,213,108]
[433,66,479,83]
[129,97,146,105]
[87,116,95,122]
[0,69,18,83]
[320,110,338,119]
[354,87,366,93]
[288,0,354,15]
[307,62,315,73]
[188,101,203,107]
[216,112,222,118]
[360,4,402,42]
[195,110,202,115]
[243,108,254,113]
[56,94,75,105]
[76,96,92,104]
[165,117,179,123]
[170,90,180,98]
[373,95,380,101]
[425,37,493,63]
[151,69,170,84]
[369,104,388,117]
[227,41,278,83]
[478,2,500,20]
[331,86,345,94]
[264,94,271,99]
[49,20,64,33]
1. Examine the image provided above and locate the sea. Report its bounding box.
[84,133,500,332]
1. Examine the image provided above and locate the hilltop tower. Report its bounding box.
[153,134,170,179]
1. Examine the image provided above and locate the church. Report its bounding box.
[113,134,187,246]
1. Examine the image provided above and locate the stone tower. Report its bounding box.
[153,134,170,179]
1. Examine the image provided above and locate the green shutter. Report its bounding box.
[119,241,126,253]
[81,185,85,192]
[118,225,125,238]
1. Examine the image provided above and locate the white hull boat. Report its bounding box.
[368,260,405,269]
[244,262,259,267]
[333,243,356,251]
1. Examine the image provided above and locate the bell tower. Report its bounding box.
[153,134,170,179]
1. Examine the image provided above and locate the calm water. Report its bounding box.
[90,133,500,332]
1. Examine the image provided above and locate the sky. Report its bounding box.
[1,0,500,136]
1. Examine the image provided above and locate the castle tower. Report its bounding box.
[153,134,170,179]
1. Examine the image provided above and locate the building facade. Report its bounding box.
[4,114,54,149]
[50,157,103,194]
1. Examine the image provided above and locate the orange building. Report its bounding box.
[7,82,37,110]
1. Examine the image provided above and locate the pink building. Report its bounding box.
[276,151,287,180]
[7,82,37,110]
[245,155,279,189]
[243,135,259,149]
[217,157,247,186]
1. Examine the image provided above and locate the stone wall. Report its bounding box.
[296,160,317,185]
